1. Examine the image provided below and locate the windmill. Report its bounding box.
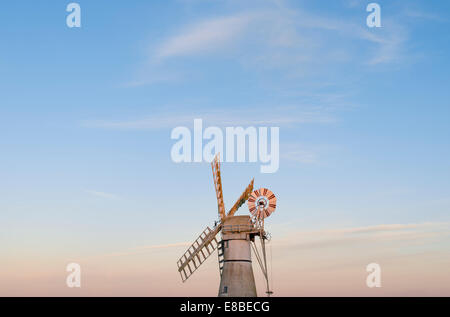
[176,153,277,297]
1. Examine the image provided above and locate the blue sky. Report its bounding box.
[1,0,450,295]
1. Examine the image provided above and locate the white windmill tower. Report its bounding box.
[176,153,277,297]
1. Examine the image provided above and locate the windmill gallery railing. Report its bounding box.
[221,221,262,234]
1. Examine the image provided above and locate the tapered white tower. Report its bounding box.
[218,215,257,297]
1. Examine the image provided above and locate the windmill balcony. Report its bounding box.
[221,215,263,234]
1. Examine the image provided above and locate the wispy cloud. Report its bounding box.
[155,12,258,59]
[127,3,412,86]
[281,143,341,165]
[85,190,119,200]
[325,222,444,234]
[151,6,406,65]
[131,242,191,250]
[83,222,450,261]
[274,222,450,250]
[282,148,318,164]
[404,8,447,22]
[86,242,191,259]
[82,108,335,130]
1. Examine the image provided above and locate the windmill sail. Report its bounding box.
[177,224,222,282]
[226,179,254,217]
[211,154,226,220]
